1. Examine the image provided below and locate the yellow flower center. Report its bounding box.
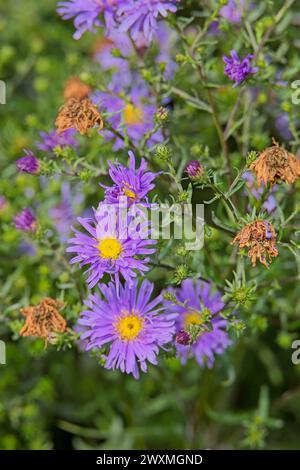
[124,103,144,126]
[122,182,136,200]
[115,312,144,341]
[97,237,122,260]
[184,310,204,328]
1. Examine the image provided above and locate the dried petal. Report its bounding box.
[55,98,103,135]
[20,297,67,343]
[250,139,300,185]
[231,219,278,268]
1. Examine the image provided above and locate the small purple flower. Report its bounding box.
[185,160,204,180]
[175,330,191,345]
[102,151,157,205]
[93,79,163,150]
[57,0,120,39]
[66,206,156,288]
[118,0,179,44]
[78,279,175,379]
[223,50,258,87]
[13,208,37,232]
[16,150,40,175]
[164,279,231,367]
[220,0,245,24]
[37,129,78,153]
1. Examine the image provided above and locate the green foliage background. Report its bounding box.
[0,0,300,450]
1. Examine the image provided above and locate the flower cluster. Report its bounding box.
[57,0,180,44]
[67,152,179,378]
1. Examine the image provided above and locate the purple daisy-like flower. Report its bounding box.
[16,150,40,175]
[78,279,175,378]
[220,0,245,24]
[67,206,156,288]
[118,0,179,44]
[57,0,119,39]
[13,208,37,232]
[223,50,258,87]
[164,279,231,367]
[37,129,78,153]
[93,79,163,150]
[102,151,157,205]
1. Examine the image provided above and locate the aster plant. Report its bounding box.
[3,0,300,451]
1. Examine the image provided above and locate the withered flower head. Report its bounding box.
[231,219,278,268]
[250,139,300,185]
[55,98,103,135]
[63,77,91,101]
[20,297,67,342]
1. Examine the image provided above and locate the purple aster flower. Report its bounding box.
[57,0,119,39]
[93,79,163,150]
[185,160,204,181]
[66,206,156,288]
[118,0,179,44]
[164,279,231,367]
[16,150,40,175]
[37,129,78,153]
[223,50,258,87]
[242,171,277,214]
[13,208,37,232]
[78,279,175,378]
[220,0,245,24]
[102,151,157,205]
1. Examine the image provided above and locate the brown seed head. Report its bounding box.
[55,98,103,135]
[231,219,278,268]
[20,297,67,343]
[250,139,300,185]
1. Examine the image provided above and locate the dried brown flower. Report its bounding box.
[64,76,91,101]
[250,139,300,185]
[55,98,103,135]
[20,297,67,342]
[231,219,278,268]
